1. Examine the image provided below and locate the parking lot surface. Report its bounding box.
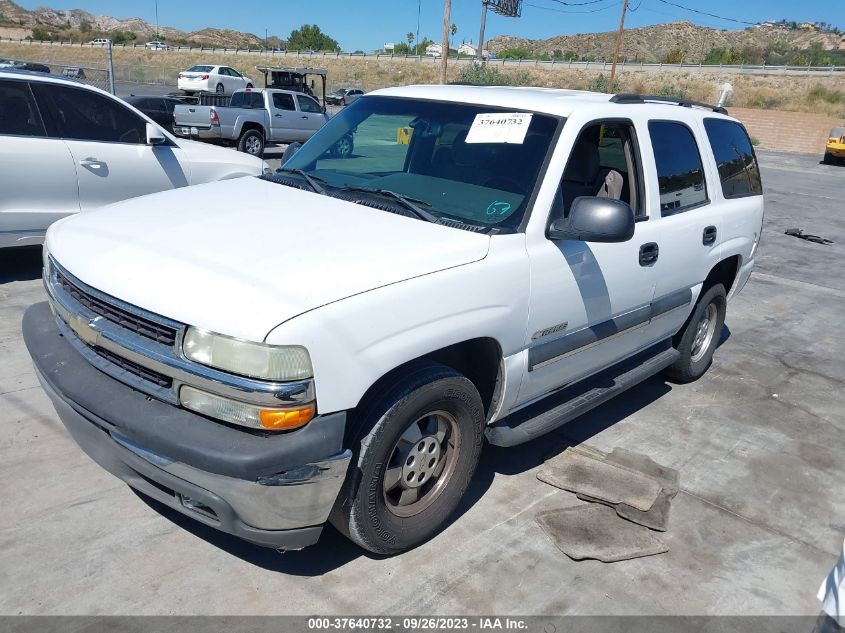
[0,150,842,615]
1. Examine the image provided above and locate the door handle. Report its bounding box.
[274,114,283,118]
[79,158,104,169]
[702,225,718,246]
[639,242,659,266]
[301,115,308,119]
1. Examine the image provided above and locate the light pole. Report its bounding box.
[416,0,421,56]
[154,0,159,40]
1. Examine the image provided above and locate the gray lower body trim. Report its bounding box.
[528,287,692,372]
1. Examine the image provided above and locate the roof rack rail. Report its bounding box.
[610,93,728,115]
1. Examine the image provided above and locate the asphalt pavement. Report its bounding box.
[0,150,842,615]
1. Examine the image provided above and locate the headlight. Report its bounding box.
[182,327,312,381]
[180,385,314,431]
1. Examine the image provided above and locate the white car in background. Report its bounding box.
[86,38,111,46]
[144,41,167,50]
[0,69,268,249]
[177,65,254,95]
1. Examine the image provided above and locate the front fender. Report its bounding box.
[264,234,530,414]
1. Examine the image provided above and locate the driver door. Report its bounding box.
[32,83,190,212]
[518,119,662,405]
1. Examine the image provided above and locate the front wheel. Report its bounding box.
[237,129,264,156]
[330,362,484,555]
[330,134,354,159]
[664,283,727,383]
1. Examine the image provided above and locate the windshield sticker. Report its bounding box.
[466,112,533,144]
[486,201,512,216]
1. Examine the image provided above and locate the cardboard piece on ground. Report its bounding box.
[536,504,669,562]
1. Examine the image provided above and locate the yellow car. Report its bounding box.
[824,126,845,164]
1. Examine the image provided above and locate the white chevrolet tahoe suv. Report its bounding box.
[25,86,763,555]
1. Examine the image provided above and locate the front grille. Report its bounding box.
[55,269,178,346]
[92,346,173,388]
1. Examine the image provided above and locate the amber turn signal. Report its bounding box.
[259,405,315,431]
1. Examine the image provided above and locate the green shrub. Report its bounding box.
[586,74,620,94]
[807,85,844,104]
[454,63,528,86]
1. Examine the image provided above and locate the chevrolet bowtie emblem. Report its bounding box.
[68,313,101,346]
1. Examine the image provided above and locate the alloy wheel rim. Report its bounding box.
[382,411,461,518]
[691,302,718,362]
[246,136,260,154]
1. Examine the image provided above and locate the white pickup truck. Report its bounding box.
[25,86,763,555]
[173,88,336,157]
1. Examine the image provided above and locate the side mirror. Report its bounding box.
[146,122,166,146]
[548,196,635,243]
[281,142,302,165]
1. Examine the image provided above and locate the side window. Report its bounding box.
[297,95,322,113]
[32,84,146,144]
[0,80,46,137]
[248,92,263,109]
[559,120,644,219]
[272,93,295,111]
[648,121,708,215]
[703,119,762,198]
[230,92,246,108]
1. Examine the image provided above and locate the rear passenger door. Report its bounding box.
[269,92,298,141]
[0,78,79,246]
[646,120,722,339]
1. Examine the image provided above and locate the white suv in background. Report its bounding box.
[0,69,268,248]
[177,65,254,95]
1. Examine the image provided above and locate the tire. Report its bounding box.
[664,283,727,383]
[237,128,264,156]
[341,98,347,107]
[330,134,354,159]
[215,82,224,94]
[246,83,253,89]
[330,362,485,555]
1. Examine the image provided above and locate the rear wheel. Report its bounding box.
[215,82,224,94]
[330,362,484,555]
[237,128,264,156]
[664,283,727,383]
[246,83,253,89]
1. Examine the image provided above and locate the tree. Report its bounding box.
[450,23,457,48]
[288,24,340,51]
[79,20,92,34]
[407,32,414,45]
[31,27,51,41]
[663,48,686,64]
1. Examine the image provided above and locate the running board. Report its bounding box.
[485,342,679,447]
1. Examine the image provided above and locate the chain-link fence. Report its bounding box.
[2,56,111,91]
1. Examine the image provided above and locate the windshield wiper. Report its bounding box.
[278,168,327,195]
[339,186,439,223]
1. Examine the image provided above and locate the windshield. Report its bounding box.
[187,65,213,72]
[282,96,560,229]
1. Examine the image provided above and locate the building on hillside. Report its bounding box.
[457,43,490,58]
[426,43,443,57]
[799,22,819,31]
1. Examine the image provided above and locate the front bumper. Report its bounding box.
[24,302,351,550]
[826,143,845,158]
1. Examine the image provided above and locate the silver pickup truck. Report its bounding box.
[173,88,335,156]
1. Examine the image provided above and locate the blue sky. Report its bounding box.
[14,0,844,51]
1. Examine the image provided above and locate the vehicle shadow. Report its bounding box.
[0,245,43,283]
[135,336,712,575]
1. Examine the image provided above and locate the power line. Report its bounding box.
[525,0,620,14]
[546,0,617,6]
[653,0,756,26]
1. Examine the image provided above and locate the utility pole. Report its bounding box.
[416,0,421,56]
[440,0,451,83]
[154,0,159,40]
[477,0,488,62]
[608,0,628,88]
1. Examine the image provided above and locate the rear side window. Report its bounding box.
[231,91,262,108]
[187,65,213,72]
[272,93,295,111]
[703,119,762,198]
[32,84,146,144]
[0,80,46,137]
[649,121,708,215]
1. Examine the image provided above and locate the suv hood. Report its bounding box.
[47,177,490,341]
